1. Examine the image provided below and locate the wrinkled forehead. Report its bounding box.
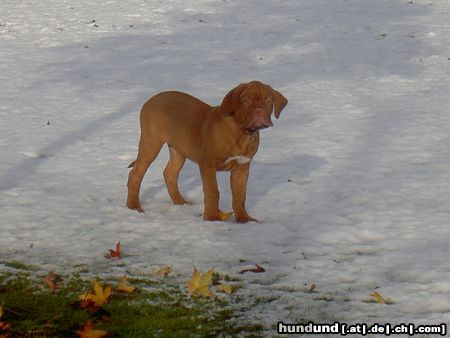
[240,82,271,100]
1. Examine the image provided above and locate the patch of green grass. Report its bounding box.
[1,260,38,271]
[0,276,91,337]
[0,273,263,337]
[212,272,241,283]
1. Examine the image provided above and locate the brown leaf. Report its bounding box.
[0,322,10,332]
[45,271,60,291]
[76,321,108,338]
[0,304,10,333]
[105,241,121,259]
[154,265,172,277]
[239,264,265,274]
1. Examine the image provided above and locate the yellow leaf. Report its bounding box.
[117,276,136,293]
[79,281,111,307]
[186,267,214,297]
[370,291,387,304]
[76,321,108,338]
[154,266,173,277]
[219,211,233,221]
[216,284,233,294]
[45,271,60,291]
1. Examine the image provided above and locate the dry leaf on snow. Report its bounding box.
[186,267,214,297]
[370,291,387,304]
[239,264,265,274]
[216,284,233,294]
[105,241,121,259]
[117,276,136,293]
[219,210,233,221]
[154,265,173,277]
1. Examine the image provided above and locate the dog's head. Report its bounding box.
[219,81,288,132]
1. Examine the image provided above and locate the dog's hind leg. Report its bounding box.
[163,145,189,205]
[126,135,164,212]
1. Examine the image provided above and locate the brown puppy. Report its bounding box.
[127,81,287,223]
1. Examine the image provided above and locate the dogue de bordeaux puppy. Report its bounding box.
[126,81,288,223]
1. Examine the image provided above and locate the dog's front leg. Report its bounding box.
[200,164,223,221]
[231,163,257,223]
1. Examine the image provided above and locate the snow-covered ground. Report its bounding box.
[2,0,450,334]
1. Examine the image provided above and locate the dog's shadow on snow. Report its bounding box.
[249,154,326,210]
[138,151,326,218]
[139,156,203,210]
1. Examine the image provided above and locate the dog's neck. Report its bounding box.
[237,126,259,149]
[219,113,259,147]
[240,126,259,136]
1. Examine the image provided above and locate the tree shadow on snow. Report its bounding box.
[0,0,432,221]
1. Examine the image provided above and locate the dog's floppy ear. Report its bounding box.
[268,86,288,119]
[219,83,247,116]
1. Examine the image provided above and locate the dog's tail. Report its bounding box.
[128,160,136,168]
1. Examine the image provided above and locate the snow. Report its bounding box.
[2,0,450,333]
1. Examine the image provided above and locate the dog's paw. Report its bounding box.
[173,198,192,205]
[235,214,258,223]
[127,204,144,213]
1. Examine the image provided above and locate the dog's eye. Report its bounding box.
[242,97,252,106]
[264,97,273,105]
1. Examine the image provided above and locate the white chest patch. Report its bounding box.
[224,155,251,165]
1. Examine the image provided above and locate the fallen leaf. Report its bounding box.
[117,276,136,293]
[186,267,214,297]
[239,264,265,274]
[370,291,387,304]
[76,321,108,338]
[303,283,316,293]
[45,271,60,291]
[219,210,233,221]
[154,265,172,277]
[105,241,121,259]
[79,281,112,308]
[216,284,233,294]
[0,304,10,332]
